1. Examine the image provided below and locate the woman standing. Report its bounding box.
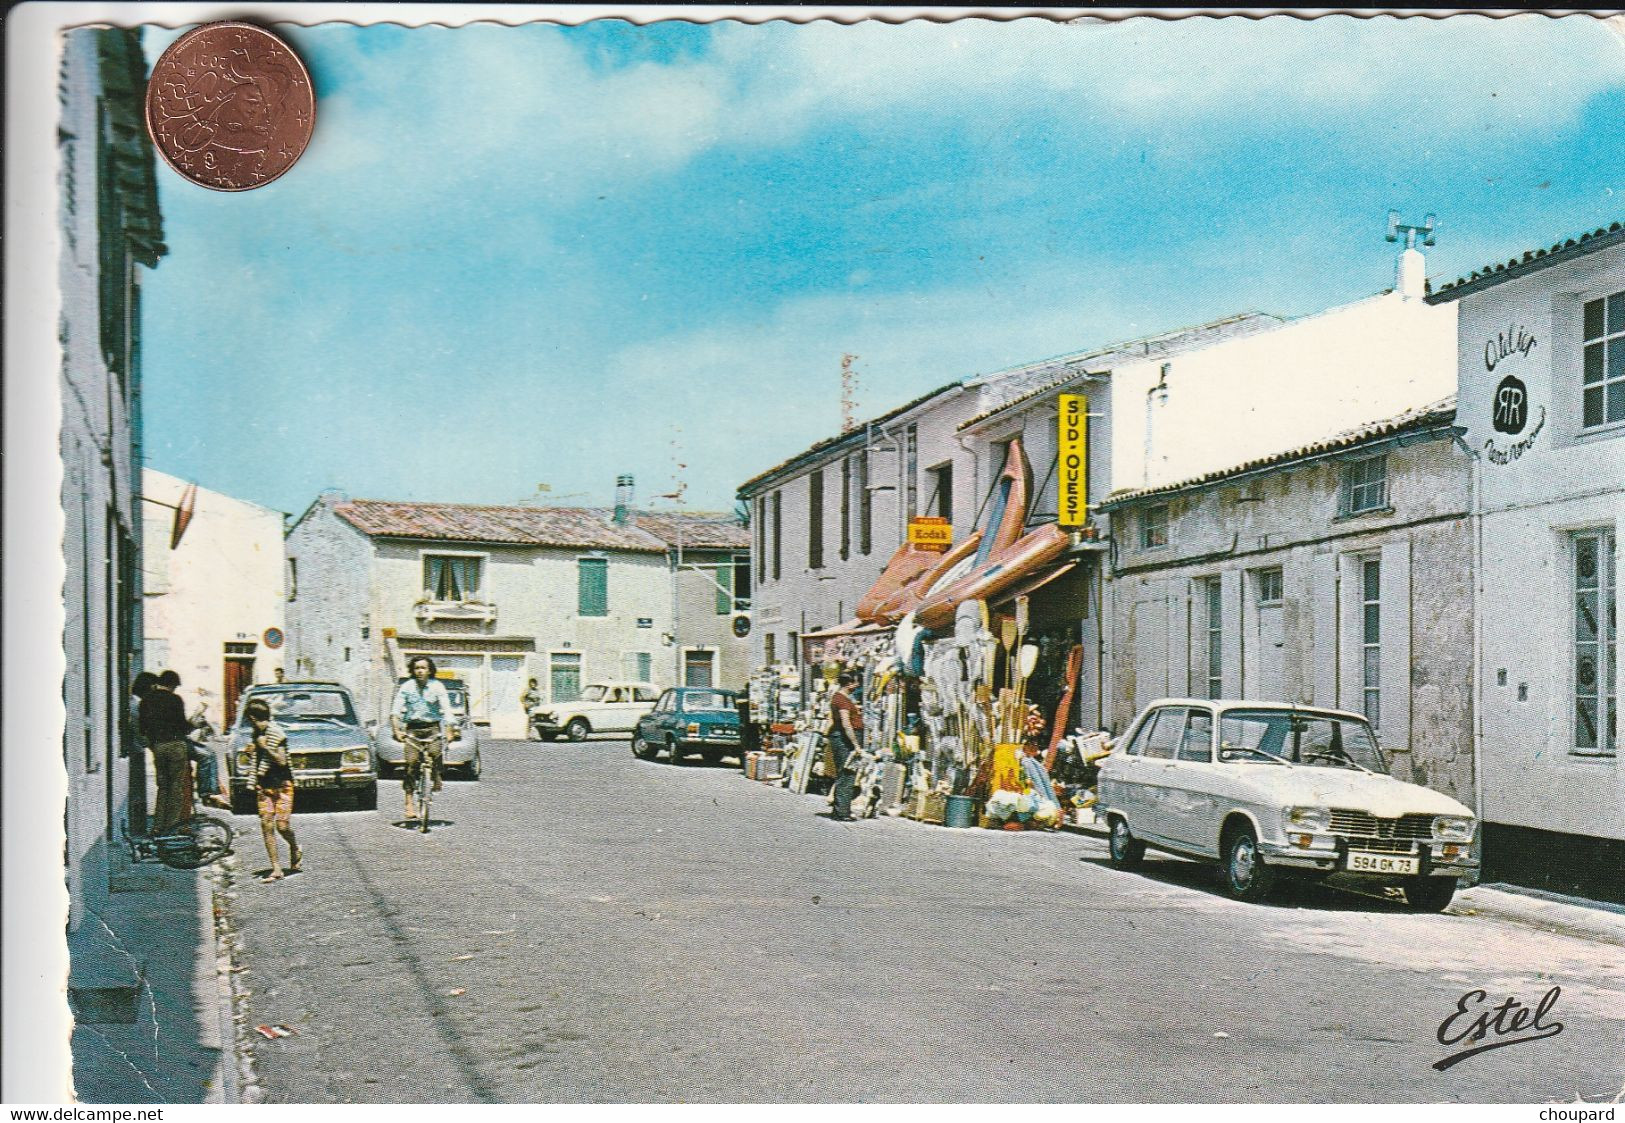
[826,671,864,822]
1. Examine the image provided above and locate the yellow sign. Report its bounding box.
[1058,393,1088,528]
[907,516,952,552]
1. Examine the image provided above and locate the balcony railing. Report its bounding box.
[413,599,497,624]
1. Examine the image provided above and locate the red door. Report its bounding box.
[223,657,255,727]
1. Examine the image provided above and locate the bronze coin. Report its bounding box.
[145,22,315,192]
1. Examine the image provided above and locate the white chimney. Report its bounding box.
[612,474,635,525]
[1398,246,1427,300]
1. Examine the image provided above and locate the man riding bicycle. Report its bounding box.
[391,655,452,821]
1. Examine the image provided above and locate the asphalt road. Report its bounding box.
[220,737,1625,1104]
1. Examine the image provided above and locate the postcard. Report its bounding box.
[6,2,1625,1109]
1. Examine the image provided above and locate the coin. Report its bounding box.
[145,22,315,192]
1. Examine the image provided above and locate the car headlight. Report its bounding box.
[1286,806,1330,832]
[687,722,700,737]
[537,711,556,723]
[1432,815,1475,842]
[235,750,253,770]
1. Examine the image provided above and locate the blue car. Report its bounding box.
[632,687,742,765]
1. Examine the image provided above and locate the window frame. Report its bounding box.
[576,555,609,617]
[1360,555,1382,728]
[1204,576,1223,700]
[1141,504,1169,550]
[1572,528,1618,757]
[808,469,824,570]
[1582,290,1625,431]
[548,651,583,704]
[1141,707,1185,760]
[422,550,486,602]
[925,460,954,524]
[1340,454,1389,516]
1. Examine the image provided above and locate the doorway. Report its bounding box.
[683,649,716,688]
[223,648,256,727]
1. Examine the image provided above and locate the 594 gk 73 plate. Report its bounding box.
[144,21,314,191]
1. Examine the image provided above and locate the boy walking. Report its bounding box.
[244,698,302,881]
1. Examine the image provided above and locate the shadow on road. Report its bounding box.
[1080,853,1420,914]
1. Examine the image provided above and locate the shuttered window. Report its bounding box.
[578,557,608,617]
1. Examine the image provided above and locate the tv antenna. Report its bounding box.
[1386,210,1437,250]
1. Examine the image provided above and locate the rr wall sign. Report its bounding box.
[1481,324,1545,466]
[1058,393,1088,528]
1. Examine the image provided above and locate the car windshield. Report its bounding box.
[680,691,735,712]
[1219,710,1386,771]
[241,689,357,726]
[581,685,607,703]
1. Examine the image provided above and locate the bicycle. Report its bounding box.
[401,728,442,833]
[125,813,234,869]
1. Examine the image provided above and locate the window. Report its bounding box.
[731,553,751,611]
[1204,577,1223,699]
[840,457,852,562]
[1341,455,1388,515]
[577,557,608,616]
[684,649,716,688]
[808,470,824,570]
[1361,557,1382,727]
[549,652,582,702]
[1141,505,1168,549]
[715,562,733,615]
[1255,567,1283,605]
[1583,291,1625,429]
[286,557,298,602]
[771,491,782,580]
[622,652,653,682]
[1574,530,1617,756]
[425,554,482,601]
[857,452,872,556]
[764,633,776,666]
[926,461,954,523]
[904,425,919,522]
[1178,710,1214,762]
[755,497,766,583]
[1142,708,1184,759]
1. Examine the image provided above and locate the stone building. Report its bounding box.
[58,28,165,930]
[1428,222,1625,900]
[140,469,287,730]
[1098,401,1475,804]
[285,488,749,738]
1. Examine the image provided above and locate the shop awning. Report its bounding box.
[990,560,1079,610]
[800,618,893,641]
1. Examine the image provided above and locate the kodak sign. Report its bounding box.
[907,516,952,552]
[1058,394,1088,529]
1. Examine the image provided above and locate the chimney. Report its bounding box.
[612,474,634,525]
[1385,211,1436,300]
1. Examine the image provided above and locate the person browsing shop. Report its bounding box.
[391,656,451,820]
[826,671,864,822]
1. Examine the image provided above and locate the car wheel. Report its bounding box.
[1402,876,1456,914]
[354,785,378,811]
[668,737,685,765]
[463,750,481,781]
[1223,825,1277,902]
[632,735,655,761]
[1107,816,1146,868]
[565,718,590,742]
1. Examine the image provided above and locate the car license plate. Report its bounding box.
[1348,852,1419,875]
[295,775,335,789]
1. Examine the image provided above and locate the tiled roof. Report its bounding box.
[632,512,749,550]
[334,498,742,552]
[1098,398,1459,508]
[1428,221,1625,304]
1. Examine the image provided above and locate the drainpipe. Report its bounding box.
[1144,363,1170,488]
[1451,429,1486,874]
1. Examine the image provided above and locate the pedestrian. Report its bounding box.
[521,677,541,714]
[244,697,301,881]
[188,690,230,810]
[140,669,194,832]
[825,671,864,822]
[273,667,285,684]
[390,656,451,821]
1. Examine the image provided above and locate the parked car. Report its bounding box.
[1096,699,1478,912]
[632,687,743,765]
[227,681,378,811]
[530,681,661,741]
[375,676,481,779]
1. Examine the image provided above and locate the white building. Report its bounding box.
[141,469,287,729]
[1428,222,1625,902]
[285,489,750,739]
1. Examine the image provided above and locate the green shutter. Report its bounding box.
[578,558,608,617]
[715,564,732,615]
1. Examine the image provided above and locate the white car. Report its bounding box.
[529,681,661,742]
[1096,699,1478,912]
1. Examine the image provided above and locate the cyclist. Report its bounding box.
[391,655,451,821]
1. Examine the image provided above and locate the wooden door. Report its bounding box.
[223,657,255,727]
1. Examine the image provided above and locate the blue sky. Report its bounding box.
[139,14,1625,517]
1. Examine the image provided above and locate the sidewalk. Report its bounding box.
[1064,818,1625,946]
[67,857,237,1104]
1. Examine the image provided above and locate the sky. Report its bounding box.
[138,13,1625,518]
